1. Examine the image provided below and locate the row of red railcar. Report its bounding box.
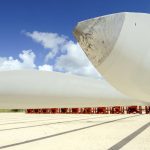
[26,106,150,114]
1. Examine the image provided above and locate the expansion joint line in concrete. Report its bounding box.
[0,115,142,149]
[0,115,113,132]
[108,121,150,150]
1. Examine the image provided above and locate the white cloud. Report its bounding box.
[26,31,67,61]
[54,42,101,78]
[19,50,36,69]
[38,64,53,71]
[0,31,101,79]
[26,31,101,79]
[0,50,36,71]
[0,50,54,73]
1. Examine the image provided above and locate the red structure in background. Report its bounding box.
[126,106,142,114]
[82,107,94,114]
[26,106,150,114]
[40,108,50,113]
[33,109,42,114]
[110,106,124,114]
[96,107,109,114]
[50,108,59,114]
[71,108,81,114]
[25,108,59,114]
[145,106,150,114]
[60,108,69,114]
[26,109,35,113]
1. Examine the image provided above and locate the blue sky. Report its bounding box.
[0,0,150,78]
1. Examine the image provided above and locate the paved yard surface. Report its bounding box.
[0,113,149,150]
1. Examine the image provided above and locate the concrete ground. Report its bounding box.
[0,113,149,150]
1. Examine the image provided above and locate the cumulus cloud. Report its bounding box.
[26,31,67,61]
[19,50,36,68]
[54,41,101,78]
[0,31,101,79]
[38,64,53,71]
[0,50,55,73]
[0,50,36,71]
[26,31,101,78]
